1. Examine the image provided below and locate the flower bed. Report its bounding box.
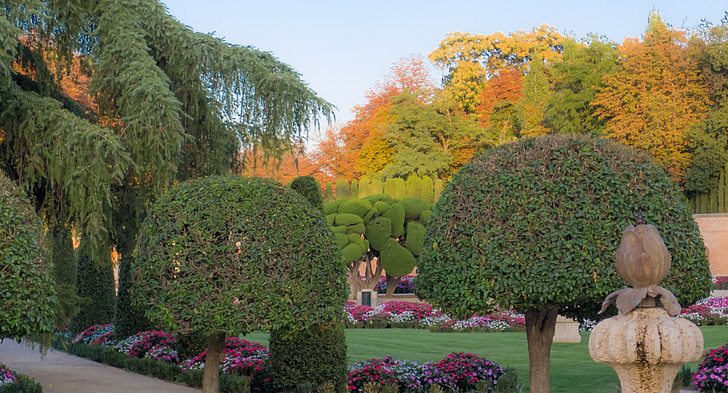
[693,343,728,392]
[0,363,43,392]
[58,324,512,393]
[348,353,504,393]
[0,364,16,386]
[344,301,526,332]
[714,276,728,290]
[679,297,728,326]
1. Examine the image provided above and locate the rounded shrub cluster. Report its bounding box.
[416,135,712,320]
[325,194,431,276]
[290,176,324,212]
[0,171,57,339]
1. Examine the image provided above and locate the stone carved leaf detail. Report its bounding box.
[599,288,630,314]
[616,287,648,315]
[654,286,681,316]
[598,285,681,316]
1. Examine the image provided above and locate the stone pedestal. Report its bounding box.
[589,307,703,393]
[553,315,581,343]
[356,289,377,307]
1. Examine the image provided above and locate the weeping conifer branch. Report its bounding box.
[0,84,130,258]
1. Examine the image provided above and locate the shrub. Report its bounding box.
[0,172,57,340]
[290,176,324,213]
[69,241,116,335]
[0,364,17,386]
[144,345,179,364]
[693,343,728,392]
[127,331,176,358]
[269,324,348,392]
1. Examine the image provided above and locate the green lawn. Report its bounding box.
[243,326,728,393]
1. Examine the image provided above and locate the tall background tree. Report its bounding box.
[1,0,332,336]
[685,13,728,213]
[544,35,619,135]
[593,11,710,184]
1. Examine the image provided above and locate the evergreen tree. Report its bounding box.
[685,15,728,212]
[70,241,116,335]
[1,0,332,338]
[335,178,350,200]
[350,179,359,199]
[323,182,334,204]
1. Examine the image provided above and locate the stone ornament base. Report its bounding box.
[553,315,581,343]
[589,307,703,393]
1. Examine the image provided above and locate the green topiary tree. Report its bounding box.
[130,176,347,393]
[383,177,406,200]
[416,135,712,393]
[324,194,430,297]
[290,176,324,213]
[350,179,359,200]
[323,182,334,204]
[0,171,58,340]
[335,178,350,200]
[70,240,117,335]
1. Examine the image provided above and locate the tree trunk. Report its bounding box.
[347,261,365,299]
[385,275,402,297]
[524,306,559,393]
[203,332,226,393]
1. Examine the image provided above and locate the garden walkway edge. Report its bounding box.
[0,339,200,392]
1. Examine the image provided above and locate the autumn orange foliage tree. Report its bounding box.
[314,55,436,179]
[594,12,710,183]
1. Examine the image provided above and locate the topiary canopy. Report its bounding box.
[130,176,348,337]
[0,171,57,340]
[416,135,711,318]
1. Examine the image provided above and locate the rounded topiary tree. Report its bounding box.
[130,176,347,393]
[324,194,430,297]
[290,175,323,213]
[0,171,58,340]
[416,135,712,393]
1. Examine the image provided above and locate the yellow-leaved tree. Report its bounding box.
[593,11,711,184]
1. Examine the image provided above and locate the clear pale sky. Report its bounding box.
[162,1,726,133]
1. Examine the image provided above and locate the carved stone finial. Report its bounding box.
[598,206,680,317]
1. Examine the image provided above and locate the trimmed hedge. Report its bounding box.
[269,324,348,392]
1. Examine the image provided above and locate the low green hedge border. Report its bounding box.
[51,337,251,393]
